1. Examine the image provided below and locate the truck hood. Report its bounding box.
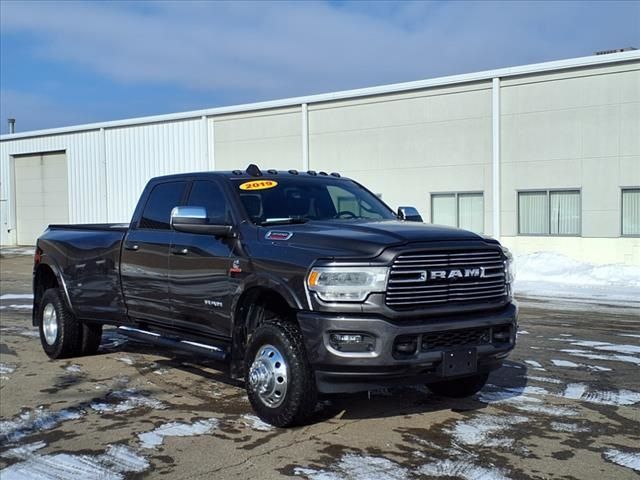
[261,220,485,259]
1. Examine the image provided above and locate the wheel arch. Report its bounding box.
[33,260,74,326]
[229,283,300,380]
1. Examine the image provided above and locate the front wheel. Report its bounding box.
[245,320,317,427]
[427,372,490,398]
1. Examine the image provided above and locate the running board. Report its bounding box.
[117,326,228,361]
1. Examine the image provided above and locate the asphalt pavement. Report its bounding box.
[1,252,638,479]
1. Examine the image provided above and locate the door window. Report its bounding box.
[139,181,188,230]
[187,180,230,223]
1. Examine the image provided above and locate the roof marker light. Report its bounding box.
[246,164,262,176]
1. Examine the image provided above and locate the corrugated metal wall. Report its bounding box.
[0,131,106,245]
[105,119,209,222]
[0,118,212,244]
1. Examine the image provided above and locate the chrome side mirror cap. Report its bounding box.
[170,206,233,236]
[397,206,423,222]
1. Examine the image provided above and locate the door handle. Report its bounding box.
[171,248,189,255]
[124,243,139,251]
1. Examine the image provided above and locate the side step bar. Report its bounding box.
[117,326,228,362]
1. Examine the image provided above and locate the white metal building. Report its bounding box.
[1,51,639,265]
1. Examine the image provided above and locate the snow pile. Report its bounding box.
[513,252,640,305]
[138,419,219,449]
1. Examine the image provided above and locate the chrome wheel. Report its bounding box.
[248,344,288,408]
[42,303,58,346]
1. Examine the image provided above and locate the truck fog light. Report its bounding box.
[329,333,375,353]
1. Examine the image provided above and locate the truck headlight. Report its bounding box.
[307,266,389,302]
[501,246,515,284]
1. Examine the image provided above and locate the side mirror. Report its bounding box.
[170,206,234,237]
[397,206,423,222]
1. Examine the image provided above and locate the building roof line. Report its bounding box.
[2,50,639,142]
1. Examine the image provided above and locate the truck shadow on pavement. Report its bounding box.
[311,361,529,423]
[99,329,529,424]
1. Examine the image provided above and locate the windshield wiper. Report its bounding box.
[259,216,309,226]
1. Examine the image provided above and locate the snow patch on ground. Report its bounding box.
[6,305,32,310]
[0,363,17,378]
[551,359,580,368]
[527,375,563,384]
[618,333,640,339]
[448,414,528,448]
[242,414,274,432]
[0,407,84,444]
[560,383,640,406]
[559,349,640,366]
[0,444,149,480]
[562,340,640,355]
[419,456,509,480]
[524,360,544,369]
[1,441,47,460]
[0,294,33,300]
[90,389,165,413]
[295,454,410,480]
[550,422,590,433]
[513,252,640,305]
[138,419,219,449]
[603,449,640,472]
[0,247,34,256]
[65,364,83,374]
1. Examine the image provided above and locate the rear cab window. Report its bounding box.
[139,181,188,230]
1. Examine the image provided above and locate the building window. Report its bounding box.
[518,189,581,236]
[431,192,484,233]
[622,188,640,236]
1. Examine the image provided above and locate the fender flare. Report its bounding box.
[228,273,305,380]
[33,257,75,325]
[230,272,305,317]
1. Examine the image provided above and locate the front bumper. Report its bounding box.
[298,302,518,393]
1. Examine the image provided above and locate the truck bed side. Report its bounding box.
[36,224,128,323]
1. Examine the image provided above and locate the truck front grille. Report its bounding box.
[386,249,507,310]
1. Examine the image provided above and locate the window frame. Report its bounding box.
[430,191,484,233]
[621,186,640,238]
[516,188,582,237]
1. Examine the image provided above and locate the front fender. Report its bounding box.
[231,272,306,314]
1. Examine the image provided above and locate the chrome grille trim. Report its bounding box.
[386,249,507,309]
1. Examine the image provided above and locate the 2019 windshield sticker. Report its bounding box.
[239,180,278,191]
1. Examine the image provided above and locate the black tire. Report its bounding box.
[38,288,83,359]
[245,320,317,427]
[427,372,490,398]
[80,323,103,356]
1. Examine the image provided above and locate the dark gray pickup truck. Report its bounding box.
[33,164,517,426]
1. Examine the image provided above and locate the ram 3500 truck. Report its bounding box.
[33,164,517,426]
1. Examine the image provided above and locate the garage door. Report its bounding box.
[14,152,69,245]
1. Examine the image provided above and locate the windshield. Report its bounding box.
[231,177,396,225]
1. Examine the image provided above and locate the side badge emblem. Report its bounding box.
[229,259,242,274]
[266,231,293,241]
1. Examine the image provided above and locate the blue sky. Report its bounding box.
[1,0,639,133]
